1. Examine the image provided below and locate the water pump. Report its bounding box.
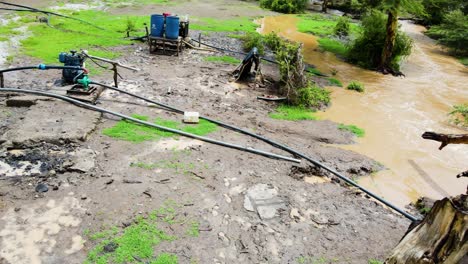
[59,50,86,84]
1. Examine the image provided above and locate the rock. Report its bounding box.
[243,184,286,220]
[103,242,118,253]
[35,183,49,193]
[70,148,96,173]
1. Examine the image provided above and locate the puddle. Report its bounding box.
[260,15,468,207]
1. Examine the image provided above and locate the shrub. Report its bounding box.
[240,32,265,54]
[260,0,308,14]
[347,10,413,71]
[426,10,468,55]
[293,84,331,108]
[327,77,343,87]
[263,32,282,51]
[338,123,365,137]
[334,16,350,37]
[347,81,364,92]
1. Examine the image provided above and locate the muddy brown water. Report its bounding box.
[260,15,468,207]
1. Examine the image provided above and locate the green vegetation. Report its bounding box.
[191,17,257,33]
[204,55,240,64]
[84,201,194,263]
[327,77,343,87]
[317,38,348,57]
[18,10,148,63]
[102,0,171,8]
[348,10,413,72]
[420,0,467,26]
[459,57,468,66]
[338,123,365,137]
[269,104,318,121]
[294,84,331,108]
[259,0,308,13]
[186,221,200,237]
[240,32,265,54]
[296,14,359,57]
[368,260,383,264]
[346,81,365,92]
[102,114,217,143]
[334,16,351,37]
[449,103,468,127]
[426,10,468,56]
[306,67,324,76]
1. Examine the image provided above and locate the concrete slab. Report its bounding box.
[1,100,101,146]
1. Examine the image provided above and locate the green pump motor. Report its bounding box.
[59,50,86,84]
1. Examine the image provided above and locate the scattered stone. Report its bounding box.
[14,207,21,212]
[105,179,114,185]
[123,179,142,184]
[69,149,96,173]
[243,184,286,220]
[80,195,87,200]
[35,183,48,193]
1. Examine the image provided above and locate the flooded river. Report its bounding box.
[260,15,468,207]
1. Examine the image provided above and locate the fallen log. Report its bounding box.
[385,194,468,264]
[422,132,468,150]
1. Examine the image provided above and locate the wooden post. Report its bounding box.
[0,73,4,88]
[112,64,118,88]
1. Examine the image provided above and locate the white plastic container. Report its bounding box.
[183,111,199,124]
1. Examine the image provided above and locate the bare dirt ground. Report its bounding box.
[0,1,410,263]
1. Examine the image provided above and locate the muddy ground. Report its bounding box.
[0,1,411,263]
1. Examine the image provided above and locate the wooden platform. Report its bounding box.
[148,36,183,56]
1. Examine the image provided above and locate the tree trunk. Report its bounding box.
[380,0,400,73]
[385,194,468,264]
[422,132,468,150]
[322,0,329,13]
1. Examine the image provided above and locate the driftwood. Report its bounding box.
[385,195,468,264]
[422,132,468,150]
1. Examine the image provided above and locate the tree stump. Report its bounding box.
[385,194,467,264]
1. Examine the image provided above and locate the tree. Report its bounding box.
[379,0,424,74]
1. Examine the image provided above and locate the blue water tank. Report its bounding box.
[150,14,165,37]
[165,16,180,39]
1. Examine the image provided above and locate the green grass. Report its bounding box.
[186,221,200,237]
[459,57,468,66]
[327,77,343,87]
[84,201,194,263]
[102,0,172,7]
[190,17,258,33]
[296,14,359,37]
[317,38,348,57]
[347,81,365,92]
[338,123,365,137]
[269,105,318,121]
[102,114,217,143]
[13,10,149,63]
[305,67,324,76]
[84,217,176,264]
[368,260,383,264]
[204,55,240,64]
[449,103,468,127]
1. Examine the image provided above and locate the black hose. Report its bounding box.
[0,65,84,74]
[0,88,301,163]
[91,81,418,222]
[191,39,278,64]
[0,1,105,30]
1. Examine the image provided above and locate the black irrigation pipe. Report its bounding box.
[191,39,278,64]
[92,81,419,222]
[0,1,105,30]
[0,88,301,164]
[0,65,84,74]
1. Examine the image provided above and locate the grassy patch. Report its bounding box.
[102,114,217,143]
[269,105,318,121]
[338,123,365,137]
[204,55,240,64]
[327,77,343,87]
[346,81,365,92]
[191,17,257,33]
[186,221,200,237]
[84,217,176,264]
[305,67,324,76]
[102,0,172,8]
[297,14,359,36]
[84,201,189,263]
[368,260,383,264]
[317,38,348,57]
[458,57,468,66]
[296,256,339,264]
[449,103,468,127]
[11,10,149,63]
